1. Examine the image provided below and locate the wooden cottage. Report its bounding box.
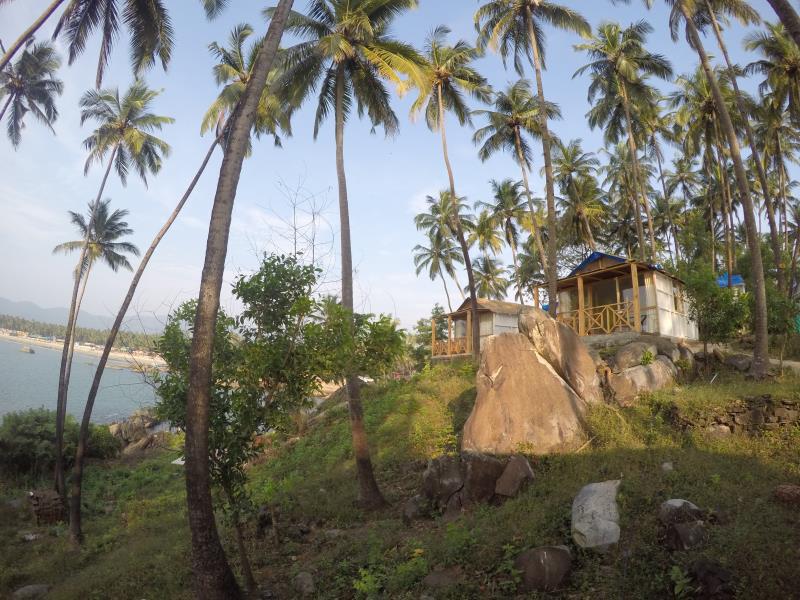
[431,252,698,359]
[534,252,698,340]
[431,298,523,358]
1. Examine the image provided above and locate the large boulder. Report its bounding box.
[495,455,535,498]
[462,334,589,455]
[462,453,506,506]
[421,456,463,511]
[518,308,603,404]
[607,356,677,406]
[571,480,621,553]
[652,337,681,363]
[612,341,659,371]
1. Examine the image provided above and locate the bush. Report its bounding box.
[0,409,120,480]
[640,349,654,366]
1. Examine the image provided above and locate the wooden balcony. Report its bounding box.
[557,301,636,335]
[431,311,473,357]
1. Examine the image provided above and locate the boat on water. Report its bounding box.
[20,346,35,354]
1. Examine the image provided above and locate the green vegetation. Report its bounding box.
[0,314,158,352]
[4,366,799,598]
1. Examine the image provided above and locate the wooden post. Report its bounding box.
[533,286,540,309]
[431,318,436,356]
[466,310,472,354]
[577,276,586,336]
[631,262,641,332]
[447,315,452,355]
[650,271,661,335]
[615,276,621,304]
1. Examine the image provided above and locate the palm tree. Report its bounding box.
[600,142,645,258]
[275,0,423,510]
[201,23,291,148]
[478,179,527,300]
[559,174,606,251]
[406,25,490,359]
[0,41,63,147]
[473,80,561,312]
[470,256,509,300]
[697,2,786,291]
[0,0,175,87]
[180,0,294,594]
[413,234,464,312]
[574,20,673,260]
[55,81,171,512]
[469,210,504,258]
[476,0,590,318]
[763,0,800,48]
[671,0,771,378]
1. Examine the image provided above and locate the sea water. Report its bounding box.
[0,337,157,424]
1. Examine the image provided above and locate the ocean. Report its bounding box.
[0,337,157,424]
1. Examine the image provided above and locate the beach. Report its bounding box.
[0,331,165,370]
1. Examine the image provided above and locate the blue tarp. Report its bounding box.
[716,273,745,288]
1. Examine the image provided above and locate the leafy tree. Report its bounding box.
[409,304,446,370]
[0,41,63,148]
[470,256,510,300]
[683,263,749,364]
[274,0,423,509]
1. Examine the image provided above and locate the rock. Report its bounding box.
[659,499,705,525]
[652,337,681,363]
[678,344,695,367]
[293,571,315,596]
[115,408,158,444]
[518,308,603,403]
[462,453,505,505]
[108,423,122,437]
[725,354,752,372]
[462,333,589,455]
[514,545,572,592]
[706,423,732,437]
[666,520,707,550]
[11,585,50,600]
[713,348,726,364]
[422,456,463,510]
[774,484,800,506]
[422,566,463,590]
[613,341,659,371]
[402,494,430,525]
[442,491,464,522]
[495,455,535,498]
[661,461,674,473]
[689,559,734,599]
[19,532,42,542]
[571,480,621,553]
[607,356,677,406]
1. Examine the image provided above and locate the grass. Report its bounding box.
[2,363,799,598]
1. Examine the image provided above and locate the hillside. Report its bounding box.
[2,364,800,598]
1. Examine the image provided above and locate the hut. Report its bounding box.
[431,298,523,358]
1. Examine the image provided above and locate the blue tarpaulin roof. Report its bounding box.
[567,252,627,277]
[716,273,745,288]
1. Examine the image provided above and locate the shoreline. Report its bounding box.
[0,331,165,370]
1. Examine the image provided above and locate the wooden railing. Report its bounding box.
[431,314,473,357]
[557,301,636,336]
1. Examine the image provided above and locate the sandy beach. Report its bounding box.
[0,331,165,370]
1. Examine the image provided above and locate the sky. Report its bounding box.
[0,0,791,331]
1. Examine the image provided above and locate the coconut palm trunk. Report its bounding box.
[0,0,66,71]
[334,64,386,509]
[68,137,219,544]
[765,0,800,48]
[705,0,785,291]
[54,146,116,499]
[182,2,292,596]
[437,83,480,359]
[514,131,549,278]
[680,1,770,378]
[64,261,92,396]
[524,6,558,316]
[440,275,453,312]
[653,142,681,262]
[620,83,655,260]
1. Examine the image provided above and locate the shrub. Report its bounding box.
[0,409,120,480]
[640,349,654,366]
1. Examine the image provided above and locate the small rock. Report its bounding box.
[661,461,674,473]
[461,452,505,505]
[293,571,315,596]
[774,484,800,506]
[422,566,463,590]
[514,545,572,592]
[571,480,621,553]
[11,585,50,600]
[402,494,430,525]
[322,528,344,539]
[495,455,535,498]
[689,558,734,598]
[666,520,707,550]
[442,491,463,523]
[725,354,751,372]
[706,423,732,437]
[18,532,42,542]
[659,499,705,525]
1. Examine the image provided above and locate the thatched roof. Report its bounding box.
[450,298,525,316]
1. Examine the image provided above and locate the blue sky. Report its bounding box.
[0,0,788,329]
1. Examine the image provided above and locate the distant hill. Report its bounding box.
[0,297,165,334]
